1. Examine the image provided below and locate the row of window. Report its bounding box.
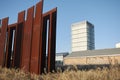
[72,38,94,43]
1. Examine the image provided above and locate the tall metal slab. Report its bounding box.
[13,11,25,68]
[47,8,57,72]
[5,23,16,68]
[30,1,43,74]
[39,16,48,73]
[0,17,9,66]
[0,0,57,74]
[20,6,34,72]
[5,27,14,68]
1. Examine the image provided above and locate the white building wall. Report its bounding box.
[72,38,87,43]
[116,43,120,48]
[71,20,95,52]
[56,56,63,61]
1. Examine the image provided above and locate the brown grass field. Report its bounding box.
[0,65,120,80]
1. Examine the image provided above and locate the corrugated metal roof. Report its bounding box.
[66,48,120,58]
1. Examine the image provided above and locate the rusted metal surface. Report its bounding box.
[8,23,17,29]
[5,24,16,68]
[30,1,43,74]
[13,11,25,68]
[20,6,34,72]
[43,8,57,17]
[0,17,9,67]
[5,27,14,68]
[47,8,57,72]
[39,16,48,74]
[0,1,57,74]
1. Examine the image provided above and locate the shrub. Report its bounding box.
[0,66,120,80]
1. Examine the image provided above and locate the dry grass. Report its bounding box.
[0,65,120,80]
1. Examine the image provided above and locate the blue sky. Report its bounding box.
[0,0,120,53]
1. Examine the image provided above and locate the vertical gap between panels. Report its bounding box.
[11,30,15,61]
[46,19,49,68]
[46,19,49,55]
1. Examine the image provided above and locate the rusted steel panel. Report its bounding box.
[0,17,9,67]
[13,11,25,68]
[30,1,43,74]
[20,6,34,72]
[8,23,17,30]
[5,27,13,68]
[47,9,57,72]
[43,8,57,17]
[39,16,48,74]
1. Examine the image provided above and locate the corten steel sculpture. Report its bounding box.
[0,17,9,67]
[0,0,57,74]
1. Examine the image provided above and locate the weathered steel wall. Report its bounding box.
[5,27,14,68]
[5,23,16,68]
[48,9,57,72]
[0,0,57,74]
[0,17,9,67]
[13,11,25,68]
[30,1,43,74]
[20,6,34,72]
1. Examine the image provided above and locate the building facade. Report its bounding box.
[71,20,95,52]
[56,52,69,67]
[116,43,120,48]
[64,48,120,65]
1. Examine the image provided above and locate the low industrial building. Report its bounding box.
[55,52,69,67]
[64,48,120,65]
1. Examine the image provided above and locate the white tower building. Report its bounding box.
[116,43,120,48]
[71,20,95,52]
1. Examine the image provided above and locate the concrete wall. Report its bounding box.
[116,43,120,48]
[71,21,95,52]
[64,55,120,65]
